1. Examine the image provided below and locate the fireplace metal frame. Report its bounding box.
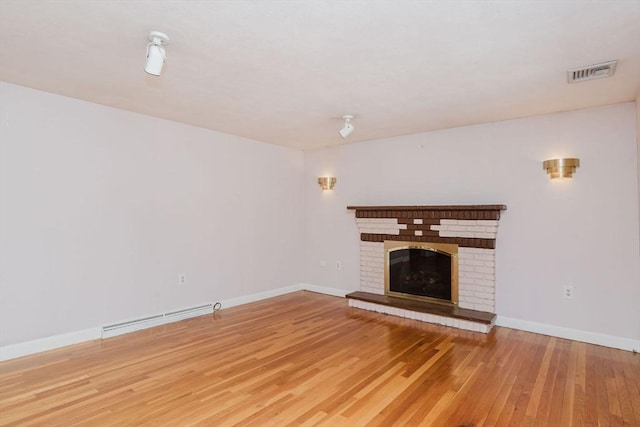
[384,240,459,306]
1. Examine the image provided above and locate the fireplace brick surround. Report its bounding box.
[347,205,506,333]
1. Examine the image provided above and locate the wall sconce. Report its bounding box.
[318,177,337,190]
[543,158,580,179]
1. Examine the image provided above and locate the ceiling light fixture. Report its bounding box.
[145,31,169,76]
[339,115,354,138]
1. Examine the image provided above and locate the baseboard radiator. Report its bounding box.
[101,304,214,339]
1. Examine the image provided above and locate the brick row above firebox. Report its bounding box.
[348,205,506,249]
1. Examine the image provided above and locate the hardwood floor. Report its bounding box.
[1,291,639,426]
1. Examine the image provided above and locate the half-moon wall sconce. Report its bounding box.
[543,158,580,179]
[318,177,337,190]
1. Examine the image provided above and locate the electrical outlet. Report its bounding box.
[178,273,187,286]
[335,261,342,271]
[563,285,574,299]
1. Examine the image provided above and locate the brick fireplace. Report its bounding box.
[346,205,506,333]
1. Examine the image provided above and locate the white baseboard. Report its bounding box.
[220,284,303,308]
[300,283,351,298]
[218,284,351,308]
[0,284,351,361]
[0,327,101,361]
[496,316,640,352]
[8,287,634,361]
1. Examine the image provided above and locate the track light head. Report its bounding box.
[145,31,169,76]
[339,115,354,139]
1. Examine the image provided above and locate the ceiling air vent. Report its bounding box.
[567,60,617,83]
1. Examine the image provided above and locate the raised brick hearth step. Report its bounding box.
[346,291,496,333]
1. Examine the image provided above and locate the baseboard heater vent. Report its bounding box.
[164,304,214,322]
[101,303,215,339]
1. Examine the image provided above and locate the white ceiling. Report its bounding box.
[1,1,639,150]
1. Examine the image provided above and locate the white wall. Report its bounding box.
[637,96,640,275]
[2,82,638,352]
[304,103,640,343]
[0,82,305,346]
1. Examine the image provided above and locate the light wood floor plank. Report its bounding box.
[1,291,638,426]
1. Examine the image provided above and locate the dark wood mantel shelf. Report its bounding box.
[346,205,507,224]
[346,291,496,325]
[347,205,507,211]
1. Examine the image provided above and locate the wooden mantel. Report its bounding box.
[347,205,507,221]
[347,205,507,211]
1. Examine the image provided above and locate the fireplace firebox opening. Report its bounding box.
[384,241,458,305]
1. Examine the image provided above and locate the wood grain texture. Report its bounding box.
[1,291,638,426]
